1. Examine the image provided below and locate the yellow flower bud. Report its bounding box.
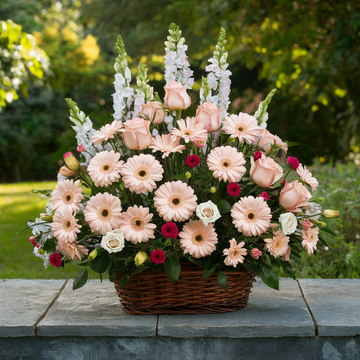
[59,166,78,177]
[134,251,148,266]
[185,172,191,179]
[38,249,45,255]
[210,187,216,193]
[88,248,98,261]
[323,210,339,218]
[40,213,53,222]
[63,152,80,171]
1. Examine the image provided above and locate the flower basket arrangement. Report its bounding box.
[26,23,338,315]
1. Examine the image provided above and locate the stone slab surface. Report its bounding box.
[0,279,66,337]
[37,279,157,337]
[158,278,314,338]
[298,279,360,337]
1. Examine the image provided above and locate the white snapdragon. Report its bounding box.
[101,230,125,253]
[196,201,221,227]
[279,213,298,235]
[33,246,50,269]
[254,89,277,129]
[305,202,322,221]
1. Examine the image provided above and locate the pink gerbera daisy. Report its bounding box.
[51,207,82,243]
[119,205,156,244]
[149,134,186,158]
[223,238,247,267]
[231,196,272,236]
[57,242,88,261]
[171,117,208,144]
[91,120,123,144]
[153,181,197,222]
[296,164,319,191]
[51,179,84,213]
[179,220,218,258]
[87,150,124,187]
[83,192,122,235]
[302,227,319,255]
[222,113,262,144]
[264,230,290,258]
[207,146,246,183]
[120,154,164,194]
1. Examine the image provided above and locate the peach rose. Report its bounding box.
[258,129,288,154]
[140,101,165,125]
[195,102,222,132]
[164,81,191,110]
[121,118,152,150]
[250,156,283,188]
[279,180,312,213]
[59,166,77,177]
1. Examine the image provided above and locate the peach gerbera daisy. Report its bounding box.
[171,117,207,144]
[119,205,156,244]
[231,196,272,236]
[179,220,218,258]
[264,230,290,258]
[87,150,124,187]
[153,181,197,222]
[57,241,88,261]
[51,207,82,243]
[302,227,319,255]
[207,146,246,183]
[296,164,319,191]
[83,192,122,235]
[222,113,262,144]
[120,154,164,194]
[51,179,84,213]
[223,238,247,267]
[149,134,186,158]
[91,120,123,144]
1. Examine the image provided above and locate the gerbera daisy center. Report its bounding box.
[63,191,74,204]
[98,206,112,221]
[221,158,233,170]
[168,194,184,209]
[245,210,258,224]
[131,217,145,231]
[66,221,71,228]
[134,166,150,180]
[100,161,114,174]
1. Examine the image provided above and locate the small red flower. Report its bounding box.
[161,222,179,239]
[77,144,85,153]
[254,151,262,161]
[29,236,38,247]
[49,253,62,268]
[287,156,300,170]
[227,182,241,196]
[259,191,270,201]
[63,151,74,159]
[150,249,166,264]
[281,179,286,186]
[186,154,201,167]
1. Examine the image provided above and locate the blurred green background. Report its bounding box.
[0,0,359,279]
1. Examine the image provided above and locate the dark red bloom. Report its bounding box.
[254,151,262,161]
[259,191,270,201]
[150,249,166,264]
[161,222,179,239]
[186,154,200,167]
[227,182,241,196]
[287,156,300,170]
[49,253,62,268]
[281,179,286,186]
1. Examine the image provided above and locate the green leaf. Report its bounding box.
[202,265,217,279]
[318,235,329,247]
[217,199,231,214]
[73,268,88,290]
[90,251,110,273]
[42,238,57,251]
[286,142,299,147]
[119,274,129,288]
[74,258,90,267]
[277,258,296,279]
[217,270,228,290]
[259,262,279,290]
[290,253,302,264]
[164,258,181,283]
[96,113,113,125]
[48,137,78,164]
[320,228,337,238]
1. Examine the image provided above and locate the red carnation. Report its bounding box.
[259,191,270,201]
[186,155,200,167]
[49,253,62,268]
[287,156,300,170]
[150,249,166,264]
[161,222,179,239]
[254,151,262,161]
[227,182,241,196]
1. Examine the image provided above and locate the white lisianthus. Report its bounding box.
[196,201,221,227]
[101,229,125,253]
[279,213,298,235]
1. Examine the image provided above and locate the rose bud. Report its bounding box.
[323,210,339,219]
[141,101,165,125]
[134,251,148,266]
[59,166,78,177]
[250,156,283,188]
[164,81,191,110]
[121,118,152,150]
[195,102,222,132]
[63,152,80,171]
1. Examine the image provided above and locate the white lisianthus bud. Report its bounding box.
[279,213,298,235]
[196,200,221,227]
[101,229,125,253]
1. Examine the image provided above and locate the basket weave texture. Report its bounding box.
[114,262,256,315]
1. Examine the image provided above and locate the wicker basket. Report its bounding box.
[114,262,256,315]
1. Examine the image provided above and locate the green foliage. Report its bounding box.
[73,268,88,290]
[164,258,181,283]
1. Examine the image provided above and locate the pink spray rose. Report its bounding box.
[279,180,312,213]
[250,248,262,260]
[121,118,152,150]
[250,156,283,188]
[164,81,191,110]
[77,144,85,153]
[195,102,222,132]
[141,101,165,125]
